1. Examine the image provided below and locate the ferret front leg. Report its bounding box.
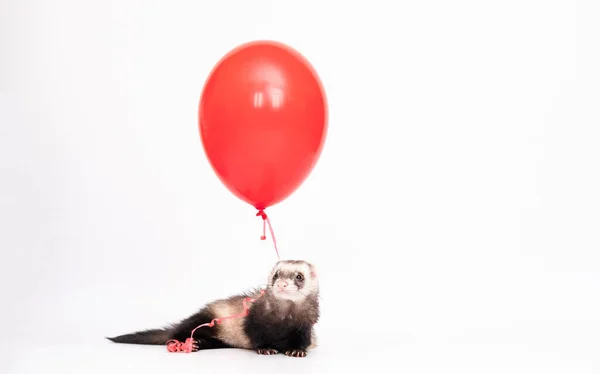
[283,327,312,358]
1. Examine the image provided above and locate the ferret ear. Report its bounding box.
[309,264,318,278]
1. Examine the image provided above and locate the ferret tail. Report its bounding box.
[106,328,172,345]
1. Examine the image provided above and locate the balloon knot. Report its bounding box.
[260,235,266,240]
[256,210,267,220]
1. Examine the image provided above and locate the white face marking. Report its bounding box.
[267,261,319,302]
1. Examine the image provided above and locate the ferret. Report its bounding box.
[107,260,320,357]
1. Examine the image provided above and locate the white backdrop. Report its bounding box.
[1,0,599,373]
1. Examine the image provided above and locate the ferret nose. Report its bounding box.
[277,281,288,290]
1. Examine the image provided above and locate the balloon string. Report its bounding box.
[256,210,280,260]
[166,290,265,353]
[165,210,279,353]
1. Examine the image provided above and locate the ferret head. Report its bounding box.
[267,260,319,302]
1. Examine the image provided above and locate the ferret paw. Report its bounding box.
[191,339,201,352]
[256,348,279,355]
[285,349,307,358]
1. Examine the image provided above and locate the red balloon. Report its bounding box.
[198,40,328,210]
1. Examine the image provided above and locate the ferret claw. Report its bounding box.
[285,349,307,357]
[257,348,279,355]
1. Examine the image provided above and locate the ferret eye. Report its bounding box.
[273,271,279,279]
[296,273,304,281]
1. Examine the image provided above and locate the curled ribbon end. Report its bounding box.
[166,338,194,353]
